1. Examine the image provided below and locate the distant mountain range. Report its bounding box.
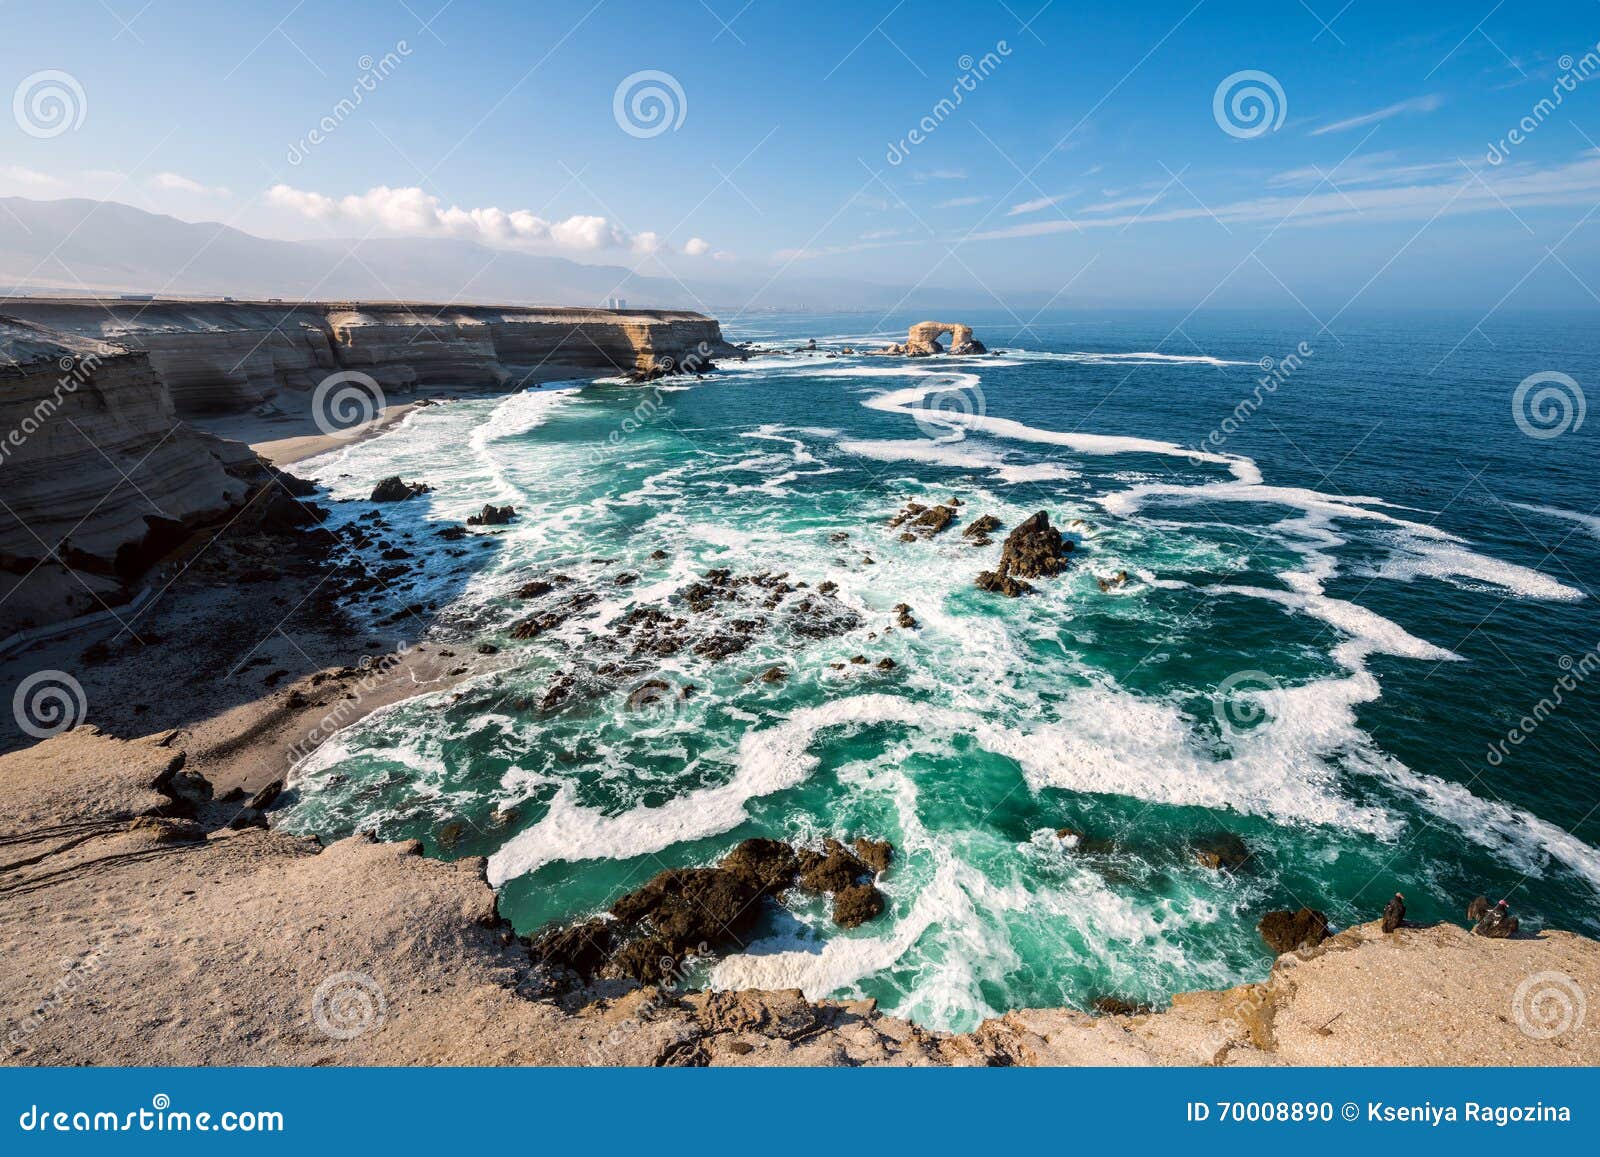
[0,197,968,314]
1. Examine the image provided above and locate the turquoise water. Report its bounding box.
[279,309,1600,1032]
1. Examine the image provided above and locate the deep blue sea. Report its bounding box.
[279,308,1599,1031]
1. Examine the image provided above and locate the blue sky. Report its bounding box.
[3,0,1599,307]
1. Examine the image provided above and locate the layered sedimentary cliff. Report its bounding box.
[0,317,266,635]
[0,299,734,637]
[2,299,736,415]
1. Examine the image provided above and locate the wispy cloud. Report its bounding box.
[1007,192,1070,216]
[150,171,231,197]
[934,194,985,208]
[968,153,1600,239]
[1308,94,1443,136]
[913,169,967,181]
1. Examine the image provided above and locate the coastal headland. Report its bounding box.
[1,305,1596,1067]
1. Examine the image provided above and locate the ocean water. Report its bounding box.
[278,309,1600,1032]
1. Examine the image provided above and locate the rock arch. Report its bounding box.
[905,321,984,355]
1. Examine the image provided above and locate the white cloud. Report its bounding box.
[265,183,704,254]
[1007,193,1066,216]
[967,153,1600,239]
[150,171,230,196]
[934,195,985,208]
[1309,94,1443,136]
[684,236,711,256]
[0,165,64,188]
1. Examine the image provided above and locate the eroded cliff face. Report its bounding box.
[0,299,734,636]
[0,317,266,635]
[2,299,736,415]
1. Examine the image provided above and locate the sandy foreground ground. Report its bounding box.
[205,401,427,467]
[0,411,1595,1066]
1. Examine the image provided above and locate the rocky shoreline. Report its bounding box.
[2,312,1596,1067]
[2,722,1596,1065]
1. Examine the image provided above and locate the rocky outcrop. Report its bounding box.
[1,299,738,416]
[1258,908,1329,954]
[0,318,268,636]
[975,511,1074,597]
[5,727,1599,1067]
[904,321,986,356]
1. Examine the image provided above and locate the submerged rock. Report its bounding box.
[1192,832,1251,872]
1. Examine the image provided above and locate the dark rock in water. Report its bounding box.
[798,838,871,893]
[1258,907,1329,954]
[624,679,673,711]
[477,643,499,655]
[998,511,1072,578]
[788,593,862,640]
[975,568,1034,597]
[270,467,319,497]
[817,580,838,594]
[437,525,468,541]
[963,514,1002,538]
[1092,996,1152,1016]
[260,491,327,533]
[889,500,957,538]
[467,503,515,526]
[720,838,800,891]
[605,936,679,984]
[759,665,788,684]
[534,921,614,979]
[833,883,886,928]
[650,549,669,560]
[875,657,896,670]
[1097,570,1130,592]
[852,838,894,875]
[1192,832,1250,871]
[370,475,431,502]
[1382,892,1406,933]
[610,865,770,953]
